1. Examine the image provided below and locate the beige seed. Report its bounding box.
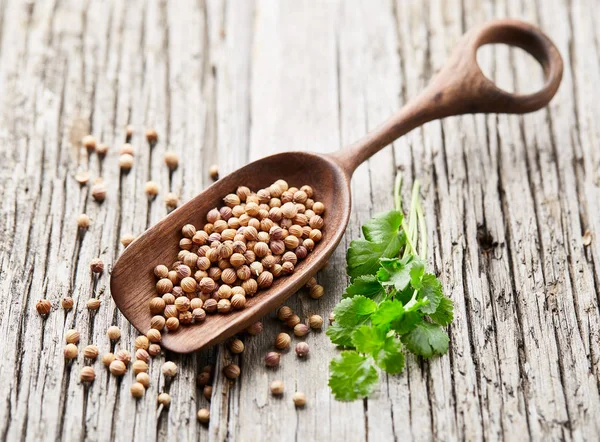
[228,338,245,354]
[275,333,291,350]
[65,329,80,344]
[270,380,284,395]
[82,135,96,150]
[64,344,78,360]
[132,360,148,374]
[61,297,74,310]
[135,336,150,350]
[36,299,51,316]
[109,360,127,376]
[130,382,145,398]
[77,213,91,229]
[209,164,219,180]
[164,151,179,169]
[102,353,116,366]
[120,234,135,247]
[197,408,210,424]
[107,326,121,341]
[136,372,151,388]
[164,192,179,208]
[162,361,178,377]
[119,153,134,170]
[158,393,171,406]
[91,182,107,202]
[87,298,101,310]
[145,181,159,197]
[293,392,306,407]
[146,128,158,144]
[83,345,99,360]
[80,367,96,383]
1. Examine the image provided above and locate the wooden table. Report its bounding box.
[1,0,599,440]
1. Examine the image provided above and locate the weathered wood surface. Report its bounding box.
[0,0,599,441]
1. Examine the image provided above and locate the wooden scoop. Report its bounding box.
[111,19,563,353]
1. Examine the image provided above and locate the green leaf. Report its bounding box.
[351,325,387,354]
[402,322,449,358]
[371,299,404,327]
[429,296,454,326]
[410,261,425,288]
[333,296,377,327]
[329,351,379,401]
[326,323,355,347]
[391,309,422,334]
[344,275,386,302]
[374,336,405,374]
[377,256,424,292]
[347,211,406,279]
[417,274,443,314]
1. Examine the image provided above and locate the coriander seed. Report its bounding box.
[308,315,323,329]
[91,182,107,202]
[96,143,109,156]
[146,128,158,144]
[277,306,293,321]
[80,367,96,383]
[132,360,148,374]
[120,234,135,247]
[82,135,96,150]
[264,352,281,368]
[77,214,91,229]
[293,392,306,407]
[83,345,99,360]
[130,382,145,399]
[203,385,213,400]
[154,264,169,279]
[197,408,210,424]
[309,284,324,299]
[147,329,162,343]
[228,338,244,354]
[294,323,310,337]
[295,342,310,357]
[75,170,90,185]
[90,258,104,274]
[120,143,134,155]
[166,317,180,330]
[102,353,116,366]
[119,153,134,170]
[136,372,151,388]
[145,181,159,197]
[87,298,101,310]
[64,344,78,360]
[246,321,263,336]
[150,315,166,330]
[158,393,171,406]
[148,344,161,356]
[36,299,51,316]
[230,294,246,310]
[109,360,127,376]
[107,326,121,341]
[136,349,150,362]
[197,371,211,387]
[116,349,131,365]
[209,164,219,180]
[223,364,240,380]
[126,124,134,139]
[164,151,179,169]
[270,380,284,395]
[164,192,179,208]
[61,297,74,310]
[65,329,80,344]
[162,361,177,377]
[286,314,300,328]
[135,336,150,350]
[150,298,166,315]
[275,333,291,350]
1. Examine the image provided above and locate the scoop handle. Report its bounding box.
[331,19,563,175]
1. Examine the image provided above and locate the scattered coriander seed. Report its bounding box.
[275,333,291,350]
[203,385,213,401]
[264,352,281,368]
[308,315,323,329]
[145,181,159,198]
[75,170,90,185]
[132,360,148,374]
[197,372,211,387]
[116,349,132,365]
[65,329,80,344]
[109,360,127,376]
[147,329,162,343]
[82,135,96,150]
[209,164,219,180]
[223,364,240,380]
[135,349,150,362]
[36,299,51,316]
[277,306,293,322]
[294,323,310,337]
[136,372,151,388]
[162,361,177,377]
[164,151,179,170]
[329,312,335,323]
[164,192,179,208]
[87,298,101,310]
[130,382,145,399]
[107,326,121,341]
[119,153,134,170]
[77,214,91,229]
[309,284,324,299]
[228,338,245,354]
[83,345,99,360]
[166,317,180,331]
[61,296,74,310]
[148,344,161,357]
[197,408,210,424]
[286,314,301,328]
[120,143,134,155]
[91,181,107,202]
[120,234,135,247]
[126,124,134,139]
[96,143,109,156]
[135,336,150,350]
[80,367,96,383]
[90,258,104,274]
[146,128,158,144]
[64,344,78,360]
[158,393,171,407]
[305,277,317,289]
[295,342,310,357]
[246,321,263,336]
[102,353,116,367]
[154,264,169,279]
[270,380,284,395]
[150,298,166,315]
[292,392,306,407]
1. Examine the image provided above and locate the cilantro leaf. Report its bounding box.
[391,309,422,334]
[344,275,386,302]
[326,323,355,347]
[374,336,405,374]
[401,322,449,358]
[371,299,404,327]
[347,211,406,279]
[329,351,379,401]
[351,325,387,354]
[417,274,443,314]
[377,256,424,292]
[410,261,425,288]
[429,296,454,326]
[333,296,377,326]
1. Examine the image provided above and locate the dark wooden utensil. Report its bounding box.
[111,19,563,353]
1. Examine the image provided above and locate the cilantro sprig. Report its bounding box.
[327,174,454,401]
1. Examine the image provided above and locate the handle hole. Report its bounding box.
[476,43,545,95]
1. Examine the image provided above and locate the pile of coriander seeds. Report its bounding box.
[151,179,325,332]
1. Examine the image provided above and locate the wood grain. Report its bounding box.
[0,0,599,441]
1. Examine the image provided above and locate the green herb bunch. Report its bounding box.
[327,174,454,401]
